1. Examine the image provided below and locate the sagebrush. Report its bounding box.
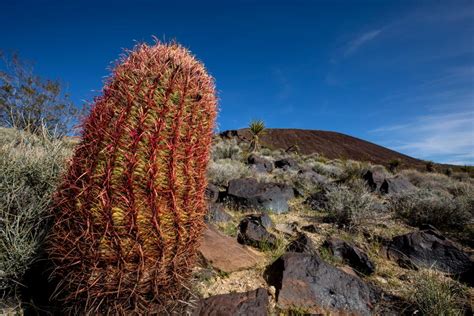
[0,127,71,294]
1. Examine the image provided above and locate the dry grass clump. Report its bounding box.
[389,189,472,230]
[408,269,468,316]
[0,127,71,294]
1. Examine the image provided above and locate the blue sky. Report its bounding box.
[1,0,473,164]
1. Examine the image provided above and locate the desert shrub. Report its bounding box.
[425,160,435,172]
[337,160,370,183]
[325,179,379,228]
[409,269,467,316]
[0,127,71,293]
[444,168,453,177]
[389,189,472,230]
[269,168,325,194]
[446,181,474,198]
[310,161,344,179]
[0,52,80,135]
[211,138,243,161]
[257,147,281,158]
[207,159,251,186]
[451,172,473,183]
[388,159,401,173]
[399,169,466,192]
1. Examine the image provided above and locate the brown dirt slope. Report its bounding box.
[220,128,431,169]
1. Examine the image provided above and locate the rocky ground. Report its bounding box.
[192,138,474,315]
[1,131,473,315]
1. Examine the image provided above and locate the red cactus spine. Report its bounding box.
[48,41,217,313]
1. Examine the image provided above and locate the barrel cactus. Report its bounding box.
[48,42,217,313]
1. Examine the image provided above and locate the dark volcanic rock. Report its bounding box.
[380,175,416,195]
[205,183,220,203]
[304,190,329,211]
[301,223,321,233]
[363,170,386,192]
[363,170,416,195]
[238,215,278,250]
[194,288,269,316]
[247,154,273,173]
[205,203,232,223]
[324,237,376,275]
[286,233,318,254]
[226,178,294,214]
[265,252,376,315]
[274,157,298,170]
[242,213,273,230]
[297,169,329,186]
[387,230,474,285]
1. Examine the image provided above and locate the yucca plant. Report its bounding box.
[248,119,265,152]
[48,41,217,314]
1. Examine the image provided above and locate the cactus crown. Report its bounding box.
[49,41,217,313]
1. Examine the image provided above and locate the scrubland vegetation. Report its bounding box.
[1,128,473,314]
[0,51,473,315]
[0,127,72,312]
[204,137,473,314]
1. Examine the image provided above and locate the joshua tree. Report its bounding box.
[249,119,265,152]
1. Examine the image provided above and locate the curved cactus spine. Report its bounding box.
[48,42,217,313]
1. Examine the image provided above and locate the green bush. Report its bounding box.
[0,127,71,294]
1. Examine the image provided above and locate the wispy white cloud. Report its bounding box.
[371,111,474,165]
[344,29,383,57]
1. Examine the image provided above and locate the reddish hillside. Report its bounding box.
[220,128,427,169]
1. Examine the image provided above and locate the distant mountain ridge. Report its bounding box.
[219,128,453,170]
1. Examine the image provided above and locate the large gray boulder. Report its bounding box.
[194,288,269,316]
[323,237,376,275]
[363,170,416,195]
[226,178,294,214]
[304,190,329,211]
[363,170,385,192]
[297,169,329,187]
[237,215,278,250]
[205,183,220,203]
[247,154,273,173]
[380,175,416,194]
[274,157,298,170]
[387,229,473,285]
[264,252,377,315]
[286,232,318,254]
[205,203,232,223]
